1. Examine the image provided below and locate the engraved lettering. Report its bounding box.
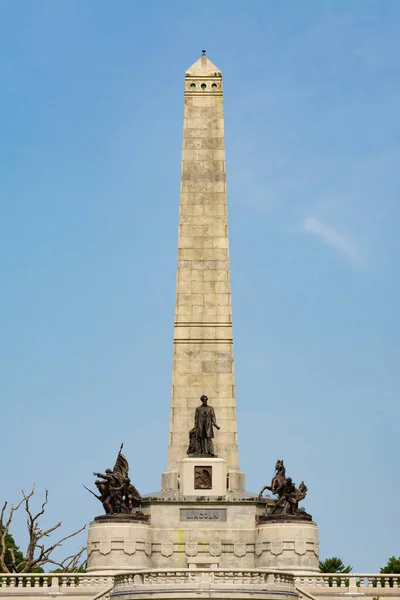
[180,508,227,522]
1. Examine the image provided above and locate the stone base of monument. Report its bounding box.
[87,515,152,573]
[161,464,246,495]
[180,457,227,496]
[255,519,319,573]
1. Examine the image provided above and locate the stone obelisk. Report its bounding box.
[163,53,245,492]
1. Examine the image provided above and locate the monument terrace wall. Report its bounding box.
[1,571,400,600]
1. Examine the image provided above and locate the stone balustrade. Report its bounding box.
[296,573,400,598]
[0,571,399,600]
[0,573,113,599]
[113,569,297,599]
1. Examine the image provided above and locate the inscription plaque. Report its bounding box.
[194,466,212,489]
[180,508,227,521]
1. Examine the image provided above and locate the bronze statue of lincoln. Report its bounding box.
[193,395,220,456]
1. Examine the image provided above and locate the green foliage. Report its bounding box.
[379,557,400,588]
[0,529,24,572]
[51,562,87,574]
[319,557,352,587]
[381,557,400,574]
[319,557,352,573]
[0,528,44,573]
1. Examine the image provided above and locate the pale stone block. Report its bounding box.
[184,128,224,138]
[174,326,190,340]
[192,204,204,215]
[216,304,231,315]
[213,407,235,420]
[203,269,218,282]
[181,181,208,193]
[178,237,194,249]
[189,270,204,281]
[203,160,225,173]
[179,224,195,237]
[177,268,192,282]
[181,150,194,161]
[180,457,227,497]
[193,149,216,160]
[192,236,204,248]
[178,248,194,260]
[172,370,192,383]
[186,117,219,130]
[204,248,228,260]
[176,280,191,294]
[188,373,204,386]
[86,521,152,573]
[255,521,319,574]
[161,470,179,491]
[215,432,236,445]
[172,385,192,398]
[202,327,217,339]
[204,163,225,177]
[177,260,191,269]
[185,138,204,150]
[215,418,237,433]
[205,181,226,193]
[186,106,220,118]
[202,307,218,319]
[204,202,226,215]
[171,431,192,445]
[216,293,229,305]
[191,96,216,106]
[193,192,214,204]
[177,292,202,305]
[171,396,188,410]
[204,138,219,150]
[212,192,228,205]
[204,224,227,237]
[216,270,230,281]
[188,326,202,338]
[216,328,232,340]
[215,281,231,293]
[213,237,229,249]
[213,386,235,399]
[179,192,193,204]
[173,361,191,375]
[212,149,226,160]
[216,372,235,386]
[227,470,246,492]
[198,372,218,385]
[203,293,217,305]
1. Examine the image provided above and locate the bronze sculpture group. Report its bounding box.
[259,459,311,520]
[86,444,144,517]
[187,395,220,456]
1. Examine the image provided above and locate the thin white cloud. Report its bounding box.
[303,216,358,261]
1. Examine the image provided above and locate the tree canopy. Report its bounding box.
[381,557,400,574]
[319,557,352,573]
[0,487,85,573]
[0,529,25,572]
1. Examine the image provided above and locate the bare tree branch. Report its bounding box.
[0,488,86,573]
[45,546,86,572]
[0,487,34,573]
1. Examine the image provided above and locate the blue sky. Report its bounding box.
[1,0,399,572]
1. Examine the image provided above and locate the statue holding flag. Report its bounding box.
[85,444,143,516]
